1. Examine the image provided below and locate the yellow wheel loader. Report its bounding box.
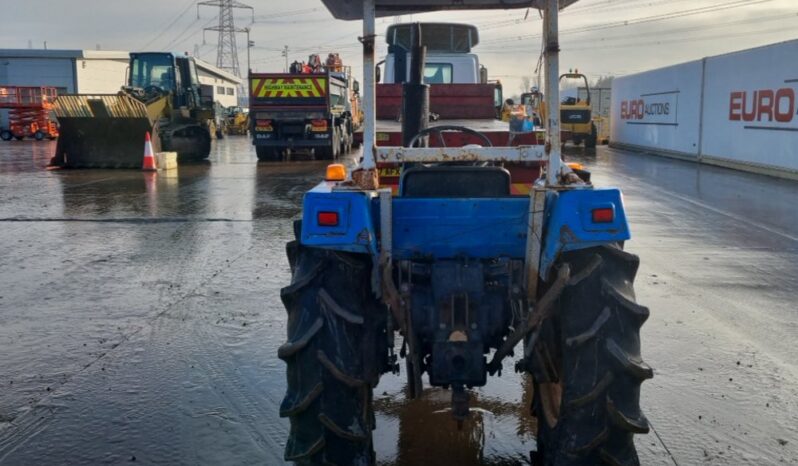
[50,52,214,168]
[224,106,249,135]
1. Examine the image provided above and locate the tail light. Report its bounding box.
[256,119,273,131]
[591,207,615,223]
[317,211,339,226]
[311,119,328,132]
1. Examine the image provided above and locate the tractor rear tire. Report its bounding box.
[527,245,652,466]
[279,223,385,465]
[256,146,281,162]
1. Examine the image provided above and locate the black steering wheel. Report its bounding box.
[143,85,166,97]
[407,125,493,148]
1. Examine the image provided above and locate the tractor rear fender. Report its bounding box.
[300,183,379,257]
[539,188,631,279]
[300,182,630,284]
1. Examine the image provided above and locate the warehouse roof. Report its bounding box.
[195,59,242,85]
[0,49,129,60]
[0,49,242,85]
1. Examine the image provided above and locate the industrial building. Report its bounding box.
[0,49,242,127]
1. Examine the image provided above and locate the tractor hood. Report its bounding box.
[321,0,580,20]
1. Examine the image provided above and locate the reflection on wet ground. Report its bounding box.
[374,376,537,466]
[0,138,796,465]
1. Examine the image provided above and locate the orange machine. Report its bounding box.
[0,86,59,141]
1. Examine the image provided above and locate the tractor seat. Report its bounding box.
[399,165,512,198]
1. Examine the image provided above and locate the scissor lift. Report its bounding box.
[0,86,59,141]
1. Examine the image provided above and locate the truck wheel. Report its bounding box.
[527,245,652,466]
[339,126,349,155]
[318,129,338,160]
[332,128,340,160]
[256,146,281,162]
[585,123,598,149]
[34,131,45,141]
[279,222,384,465]
[0,130,12,141]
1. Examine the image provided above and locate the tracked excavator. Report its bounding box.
[50,52,214,168]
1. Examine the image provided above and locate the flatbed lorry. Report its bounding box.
[368,22,546,193]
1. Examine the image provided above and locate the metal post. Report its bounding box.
[282,45,289,73]
[245,28,251,74]
[544,0,562,186]
[697,57,707,163]
[360,0,377,169]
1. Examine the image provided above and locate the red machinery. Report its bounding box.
[0,86,59,141]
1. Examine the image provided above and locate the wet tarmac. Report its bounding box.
[0,137,796,465]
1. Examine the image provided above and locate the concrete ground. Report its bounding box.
[0,137,795,465]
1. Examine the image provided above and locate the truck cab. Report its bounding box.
[380,23,483,84]
[127,52,204,110]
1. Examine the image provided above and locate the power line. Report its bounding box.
[140,0,198,50]
[480,0,774,45]
[199,0,254,77]
[567,23,798,52]
[477,10,798,53]
[163,14,217,51]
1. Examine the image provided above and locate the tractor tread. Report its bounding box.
[280,260,324,302]
[565,306,610,347]
[567,254,602,286]
[330,250,368,270]
[319,288,364,325]
[569,426,609,455]
[281,228,384,464]
[278,317,323,360]
[606,338,654,381]
[599,244,640,266]
[280,382,324,418]
[317,350,366,388]
[319,413,369,442]
[566,372,613,410]
[284,434,325,462]
[607,395,650,434]
[602,279,650,324]
[527,245,650,466]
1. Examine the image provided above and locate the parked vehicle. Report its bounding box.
[279,1,651,465]
[224,106,249,135]
[0,86,59,141]
[50,52,215,168]
[249,54,360,161]
[560,71,597,148]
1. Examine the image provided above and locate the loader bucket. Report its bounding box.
[51,94,163,168]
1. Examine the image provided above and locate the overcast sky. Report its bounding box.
[2,0,797,94]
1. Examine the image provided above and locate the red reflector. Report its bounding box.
[317,211,339,226]
[592,207,614,223]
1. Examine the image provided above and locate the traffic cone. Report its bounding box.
[142,131,157,171]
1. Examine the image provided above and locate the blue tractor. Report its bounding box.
[279,1,652,465]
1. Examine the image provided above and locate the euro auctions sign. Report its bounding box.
[619,91,679,125]
[728,86,798,129]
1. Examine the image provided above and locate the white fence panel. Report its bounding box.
[701,40,798,173]
[611,60,703,158]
